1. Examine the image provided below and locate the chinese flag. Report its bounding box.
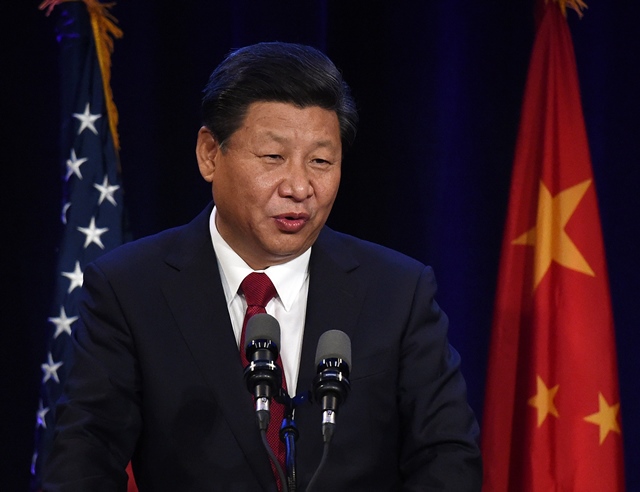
[481,2,625,491]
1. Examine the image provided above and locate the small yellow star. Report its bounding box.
[528,375,560,427]
[513,179,595,289]
[584,393,622,444]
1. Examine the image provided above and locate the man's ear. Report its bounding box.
[196,127,219,182]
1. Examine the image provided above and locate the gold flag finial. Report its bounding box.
[547,0,588,18]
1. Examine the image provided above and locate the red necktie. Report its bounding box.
[239,272,287,489]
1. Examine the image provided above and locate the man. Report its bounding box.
[44,42,482,491]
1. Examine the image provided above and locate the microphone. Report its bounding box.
[243,313,283,431]
[312,330,352,442]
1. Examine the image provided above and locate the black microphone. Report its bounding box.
[312,330,351,442]
[243,313,283,431]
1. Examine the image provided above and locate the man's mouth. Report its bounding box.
[273,213,309,233]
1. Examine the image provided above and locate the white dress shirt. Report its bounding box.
[209,206,310,395]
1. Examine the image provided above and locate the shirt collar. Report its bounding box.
[210,206,311,311]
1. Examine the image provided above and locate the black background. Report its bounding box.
[5,1,639,489]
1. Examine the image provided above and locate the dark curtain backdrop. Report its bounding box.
[5,1,639,490]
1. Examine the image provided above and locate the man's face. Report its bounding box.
[197,101,342,269]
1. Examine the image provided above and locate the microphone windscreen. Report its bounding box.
[245,313,281,347]
[315,330,351,368]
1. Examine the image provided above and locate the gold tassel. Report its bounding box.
[85,0,123,152]
[547,0,588,18]
[40,0,123,153]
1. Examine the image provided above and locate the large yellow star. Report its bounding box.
[528,375,560,427]
[584,392,622,444]
[512,179,595,289]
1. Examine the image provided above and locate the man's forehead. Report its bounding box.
[237,102,341,142]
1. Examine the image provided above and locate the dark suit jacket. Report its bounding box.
[44,204,482,491]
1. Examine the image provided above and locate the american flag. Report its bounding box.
[31,1,126,489]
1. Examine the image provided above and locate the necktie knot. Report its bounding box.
[241,272,277,310]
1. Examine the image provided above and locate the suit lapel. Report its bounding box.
[159,205,275,491]
[296,227,365,398]
[292,227,366,481]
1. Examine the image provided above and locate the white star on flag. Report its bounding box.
[77,216,109,249]
[65,149,87,180]
[94,175,120,206]
[36,400,50,429]
[61,202,71,225]
[47,306,79,339]
[72,102,101,135]
[41,353,63,384]
[61,261,83,293]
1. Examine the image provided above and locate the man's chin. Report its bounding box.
[262,242,314,265]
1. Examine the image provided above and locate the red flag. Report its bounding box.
[481,2,625,490]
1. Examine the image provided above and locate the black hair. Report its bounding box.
[202,41,358,150]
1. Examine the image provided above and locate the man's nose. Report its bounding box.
[279,161,313,201]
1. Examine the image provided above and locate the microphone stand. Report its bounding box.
[278,391,312,492]
[278,393,298,492]
[281,417,298,492]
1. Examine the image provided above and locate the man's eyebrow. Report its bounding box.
[260,131,339,150]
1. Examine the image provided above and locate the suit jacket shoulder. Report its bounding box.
[91,203,215,278]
